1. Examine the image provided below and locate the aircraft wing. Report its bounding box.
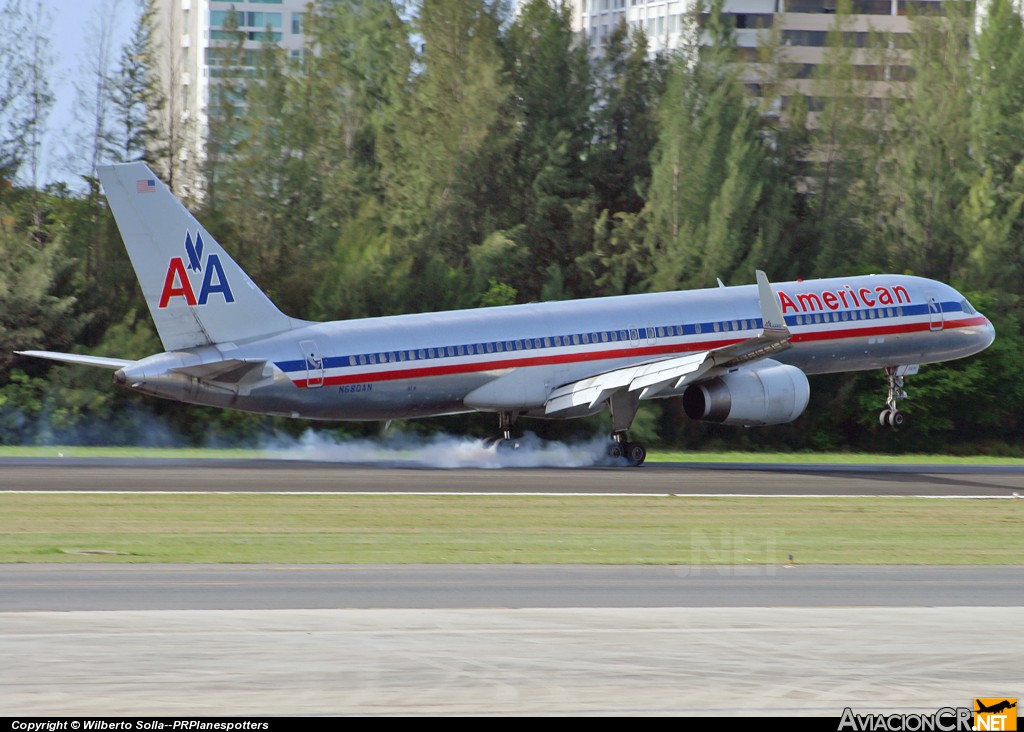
[544,352,711,413]
[14,350,134,370]
[545,270,792,415]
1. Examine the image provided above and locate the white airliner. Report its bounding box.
[17,163,995,465]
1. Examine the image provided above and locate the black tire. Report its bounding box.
[627,442,647,466]
[879,409,891,427]
[607,443,624,460]
[889,410,905,428]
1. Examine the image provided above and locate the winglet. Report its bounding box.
[756,270,789,336]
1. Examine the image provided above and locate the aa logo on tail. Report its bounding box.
[159,232,235,308]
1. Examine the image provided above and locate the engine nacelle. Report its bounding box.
[682,361,810,427]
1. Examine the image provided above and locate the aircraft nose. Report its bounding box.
[979,317,996,350]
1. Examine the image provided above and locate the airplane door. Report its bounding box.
[300,340,324,388]
[927,296,944,332]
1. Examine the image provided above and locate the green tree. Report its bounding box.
[499,0,595,300]
[0,0,33,181]
[300,0,412,318]
[108,0,164,164]
[203,7,248,211]
[0,208,80,377]
[804,0,880,275]
[21,5,53,203]
[409,0,508,220]
[967,0,1024,302]
[644,1,774,291]
[872,0,975,282]
[71,0,124,179]
[382,0,510,287]
[591,21,665,218]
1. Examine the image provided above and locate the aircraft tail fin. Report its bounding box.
[97,163,302,351]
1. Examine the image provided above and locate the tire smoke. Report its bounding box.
[262,430,624,469]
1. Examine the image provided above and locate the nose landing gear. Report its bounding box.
[879,365,913,428]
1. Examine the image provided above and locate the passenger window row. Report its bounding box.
[343,303,924,367]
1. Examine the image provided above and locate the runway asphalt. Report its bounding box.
[2,457,1023,496]
[3,458,1021,715]
[3,564,1024,611]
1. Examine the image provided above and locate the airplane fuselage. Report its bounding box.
[116,273,994,422]
[16,163,996,466]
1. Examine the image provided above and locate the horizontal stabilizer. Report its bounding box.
[171,359,268,384]
[15,350,134,370]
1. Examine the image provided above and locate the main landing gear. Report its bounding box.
[879,366,908,428]
[484,411,520,451]
[607,431,647,466]
[606,391,647,466]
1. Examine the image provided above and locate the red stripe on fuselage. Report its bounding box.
[292,340,738,388]
[289,316,989,389]
[788,316,987,343]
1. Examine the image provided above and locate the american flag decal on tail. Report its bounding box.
[136,179,156,194]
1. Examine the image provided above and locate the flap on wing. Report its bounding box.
[544,270,792,415]
[545,352,711,414]
[171,359,267,383]
[15,350,135,370]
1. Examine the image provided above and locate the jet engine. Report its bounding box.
[682,361,810,427]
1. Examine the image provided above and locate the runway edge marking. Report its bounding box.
[0,490,1019,499]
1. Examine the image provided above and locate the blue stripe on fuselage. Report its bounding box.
[273,300,963,375]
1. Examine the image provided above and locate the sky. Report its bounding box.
[42,0,136,188]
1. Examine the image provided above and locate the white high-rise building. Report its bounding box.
[567,0,693,55]
[153,0,312,198]
[567,0,946,93]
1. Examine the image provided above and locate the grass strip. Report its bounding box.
[1,494,1021,565]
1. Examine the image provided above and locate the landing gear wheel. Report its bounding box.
[486,411,520,450]
[879,408,906,428]
[626,442,647,466]
[879,366,910,429]
[607,442,624,460]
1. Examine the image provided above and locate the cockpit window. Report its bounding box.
[961,299,976,316]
